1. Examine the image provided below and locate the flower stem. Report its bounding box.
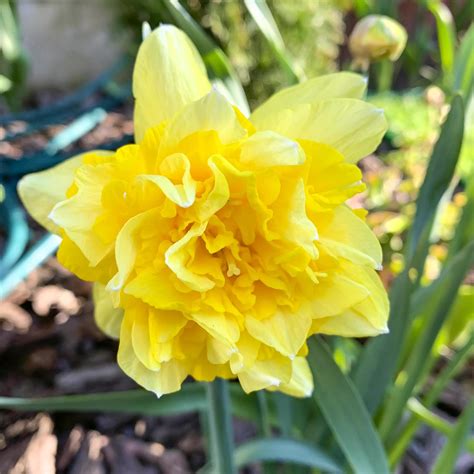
[207,378,236,474]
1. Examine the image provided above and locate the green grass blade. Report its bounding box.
[406,94,464,269]
[428,1,457,86]
[379,240,474,441]
[0,383,259,421]
[351,94,465,414]
[453,24,474,98]
[308,337,389,474]
[234,438,342,472]
[243,0,302,84]
[432,399,474,474]
[161,0,249,114]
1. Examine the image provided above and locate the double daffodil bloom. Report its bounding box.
[19,25,389,397]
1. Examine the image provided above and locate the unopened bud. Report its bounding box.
[349,15,407,67]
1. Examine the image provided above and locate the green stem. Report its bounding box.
[207,379,237,474]
[376,60,394,92]
[256,391,272,437]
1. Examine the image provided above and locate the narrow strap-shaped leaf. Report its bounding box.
[234,437,342,473]
[453,24,474,98]
[243,0,302,84]
[0,383,259,421]
[428,0,456,85]
[351,94,465,414]
[432,399,474,474]
[308,337,389,474]
[379,240,474,441]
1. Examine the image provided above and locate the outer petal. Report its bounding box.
[17,151,111,234]
[49,161,115,265]
[118,312,188,397]
[245,309,312,359]
[160,90,247,153]
[312,263,389,336]
[92,282,123,339]
[318,205,383,269]
[133,24,211,142]
[268,357,313,398]
[251,72,367,126]
[238,351,292,393]
[253,98,387,163]
[240,131,305,168]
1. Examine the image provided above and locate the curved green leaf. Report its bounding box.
[432,399,474,474]
[0,383,259,421]
[351,94,465,415]
[308,337,389,474]
[428,1,456,84]
[235,437,342,472]
[243,0,302,84]
[453,24,474,98]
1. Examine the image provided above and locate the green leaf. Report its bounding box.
[351,94,465,414]
[234,438,342,472]
[308,337,389,474]
[0,383,259,421]
[379,240,474,441]
[407,94,464,269]
[453,24,474,98]
[428,0,456,85]
[160,0,249,115]
[432,399,474,474]
[243,0,302,85]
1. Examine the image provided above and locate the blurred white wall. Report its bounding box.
[17,0,126,90]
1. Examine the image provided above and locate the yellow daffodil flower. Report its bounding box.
[18,25,389,397]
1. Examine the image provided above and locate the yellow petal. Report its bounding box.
[17,151,111,234]
[138,153,196,208]
[118,312,188,396]
[245,309,312,358]
[268,357,313,397]
[107,209,160,292]
[92,282,123,339]
[270,178,318,258]
[311,309,385,337]
[194,157,230,222]
[251,72,367,125]
[49,161,115,265]
[164,222,215,291]
[190,311,240,345]
[307,272,370,318]
[133,24,211,142]
[312,263,389,336]
[253,98,387,163]
[238,351,292,393]
[130,306,161,370]
[125,270,199,312]
[340,262,389,332]
[240,131,305,168]
[148,307,188,343]
[319,205,383,269]
[161,90,247,153]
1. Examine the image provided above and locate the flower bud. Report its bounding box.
[349,15,407,66]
